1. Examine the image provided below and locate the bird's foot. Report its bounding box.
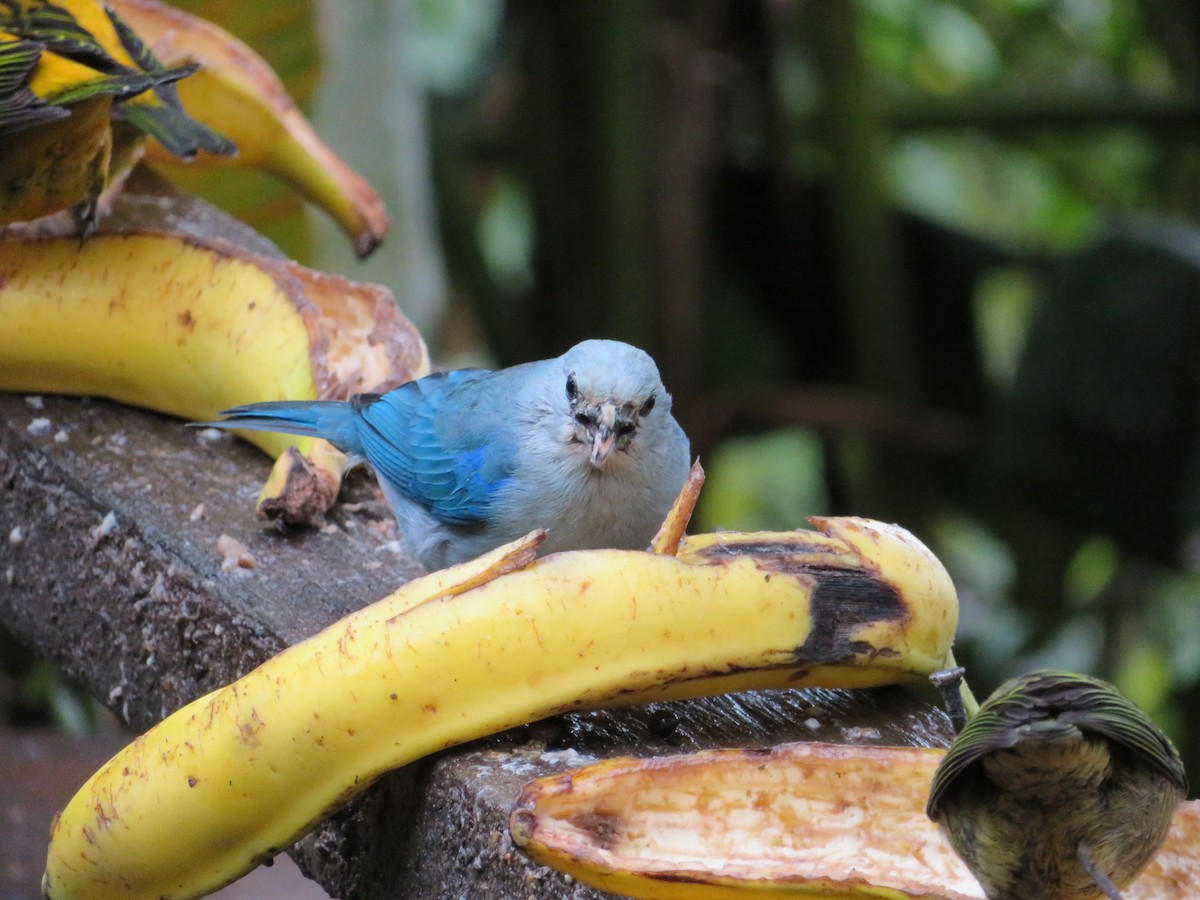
[929,666,969,732]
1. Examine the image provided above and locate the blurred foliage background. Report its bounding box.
[7,0,1200,791]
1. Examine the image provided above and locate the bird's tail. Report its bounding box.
[196,401,361,453]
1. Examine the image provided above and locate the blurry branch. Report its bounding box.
[597,0,655,346]
[647,3,728,405]
[443,94,1200,169]
[692,387,970,454]
[512,0,656,358]
[806,1,919,404]
[802,93,1200,135]
[430,109,535,364]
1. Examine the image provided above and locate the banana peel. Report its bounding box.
[650,458,706,556]
[509,742,1200,900]
[42,516,960,899]
[511,743,979,900]
[671,520,956,695]
[108,0,390,258]
[0,229,428,519]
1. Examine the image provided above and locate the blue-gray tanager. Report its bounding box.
[207,340,691,571]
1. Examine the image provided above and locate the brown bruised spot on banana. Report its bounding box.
[0,229,428,519]
[43,516,959,899]
[509,742,1200,900]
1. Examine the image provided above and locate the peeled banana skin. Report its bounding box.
[42,516,959,899]
[0,229,426,450]
[0,228,427,519]
[511,742,979,900]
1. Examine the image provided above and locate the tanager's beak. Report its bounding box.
[588,402,627,468]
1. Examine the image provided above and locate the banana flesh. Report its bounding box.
[43,517,959,899]
[511,742,1200,900]
[0,230,427,515]
[513,743,977,899]
[108,0,390,258]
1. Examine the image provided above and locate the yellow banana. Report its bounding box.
[0,230,427,507]
[43,516,960,899]
[108,0,390,258]
[671,520,958,693]
[510,744,1200,900]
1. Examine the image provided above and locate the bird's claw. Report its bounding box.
[930,666,969,732]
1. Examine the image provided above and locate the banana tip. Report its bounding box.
[353,231,384,259]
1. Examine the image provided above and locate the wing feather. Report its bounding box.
[354,368,528,526]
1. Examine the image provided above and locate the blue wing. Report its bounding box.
[351,368,521,526]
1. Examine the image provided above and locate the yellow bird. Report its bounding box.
[0,0,233,228]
